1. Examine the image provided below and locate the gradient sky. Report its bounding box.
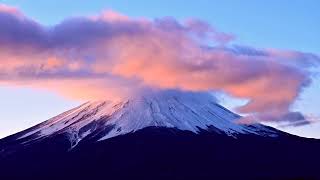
[0,0,319,139]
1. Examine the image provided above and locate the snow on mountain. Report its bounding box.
[16,90,278,147]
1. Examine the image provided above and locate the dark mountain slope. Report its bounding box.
[1,127,320,180]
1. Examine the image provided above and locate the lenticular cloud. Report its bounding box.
[0,4,319,125]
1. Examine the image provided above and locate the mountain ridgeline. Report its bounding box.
[0,90,319,179]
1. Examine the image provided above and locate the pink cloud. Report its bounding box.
[0,4,21,17]
[0,5,319,125]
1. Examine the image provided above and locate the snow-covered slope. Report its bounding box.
[15,90,278,147]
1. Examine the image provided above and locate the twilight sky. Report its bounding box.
[0,0,319,139]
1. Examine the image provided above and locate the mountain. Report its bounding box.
[0,90,319,180]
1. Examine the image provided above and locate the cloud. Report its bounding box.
[0,5,319,124]
[238,111,314,127]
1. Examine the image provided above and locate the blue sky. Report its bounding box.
[0,0,319,138]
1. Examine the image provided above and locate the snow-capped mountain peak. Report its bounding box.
[16,90,278,147]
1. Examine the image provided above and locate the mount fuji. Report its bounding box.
[0,90,319,179]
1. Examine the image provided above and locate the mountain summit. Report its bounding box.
[11,90,277,147]
[0,90,319,180]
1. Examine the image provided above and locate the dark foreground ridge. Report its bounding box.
[1,126,320,180]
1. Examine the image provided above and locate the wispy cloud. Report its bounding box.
[0,4,319,125]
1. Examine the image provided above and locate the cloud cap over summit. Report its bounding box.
[0,4,319,125]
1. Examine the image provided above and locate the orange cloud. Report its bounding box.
[0,5,319,124]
